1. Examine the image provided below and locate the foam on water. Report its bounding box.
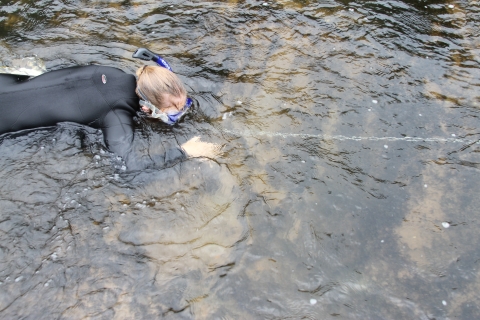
[221,129,480,145]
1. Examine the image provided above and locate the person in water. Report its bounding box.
[0,50,218,165]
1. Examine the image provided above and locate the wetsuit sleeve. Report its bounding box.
[101,106,135,158]
[0,74,28,86]
[120,136,187,172]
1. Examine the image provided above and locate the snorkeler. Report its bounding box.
[0,48,218,165]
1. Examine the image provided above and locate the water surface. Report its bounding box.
[1,0,479,319]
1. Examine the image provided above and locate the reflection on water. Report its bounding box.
[1,0,480,318]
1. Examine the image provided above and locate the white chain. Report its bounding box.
[222,129,480,145]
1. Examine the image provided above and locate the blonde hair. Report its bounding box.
[136,65,187,108]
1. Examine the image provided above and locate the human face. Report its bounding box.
[138,90,192,125]
[140,94,185,114]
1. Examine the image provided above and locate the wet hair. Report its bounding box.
[135,65,187,109]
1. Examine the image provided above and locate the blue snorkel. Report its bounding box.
[132,48,173,71]
[132,48,192,125]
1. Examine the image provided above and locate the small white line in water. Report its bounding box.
[222,129,480,144]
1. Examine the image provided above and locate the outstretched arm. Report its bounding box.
[102,109,221,170]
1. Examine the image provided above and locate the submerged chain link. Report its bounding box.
[222,129,480,145]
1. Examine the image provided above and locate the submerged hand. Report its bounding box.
[181,136,222,158]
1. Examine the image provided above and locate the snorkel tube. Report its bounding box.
[132,48,173,71]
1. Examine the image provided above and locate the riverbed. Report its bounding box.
[1,0,479,318]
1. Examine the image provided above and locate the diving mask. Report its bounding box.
[137,88,192,125]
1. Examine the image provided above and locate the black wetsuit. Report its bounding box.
[0,65,139,158]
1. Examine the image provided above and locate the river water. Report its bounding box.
[1,0,479,319]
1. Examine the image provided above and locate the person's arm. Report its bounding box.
[141,136,220,169]
[102,108,221,170]
[101,107,135,159]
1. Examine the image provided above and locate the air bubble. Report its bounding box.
[372,100,378,104]
[442,222,450,229]
[310,299,317,305]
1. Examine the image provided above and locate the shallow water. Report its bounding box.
[1,0,480,319]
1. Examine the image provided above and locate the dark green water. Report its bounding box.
[1,0,479,319]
